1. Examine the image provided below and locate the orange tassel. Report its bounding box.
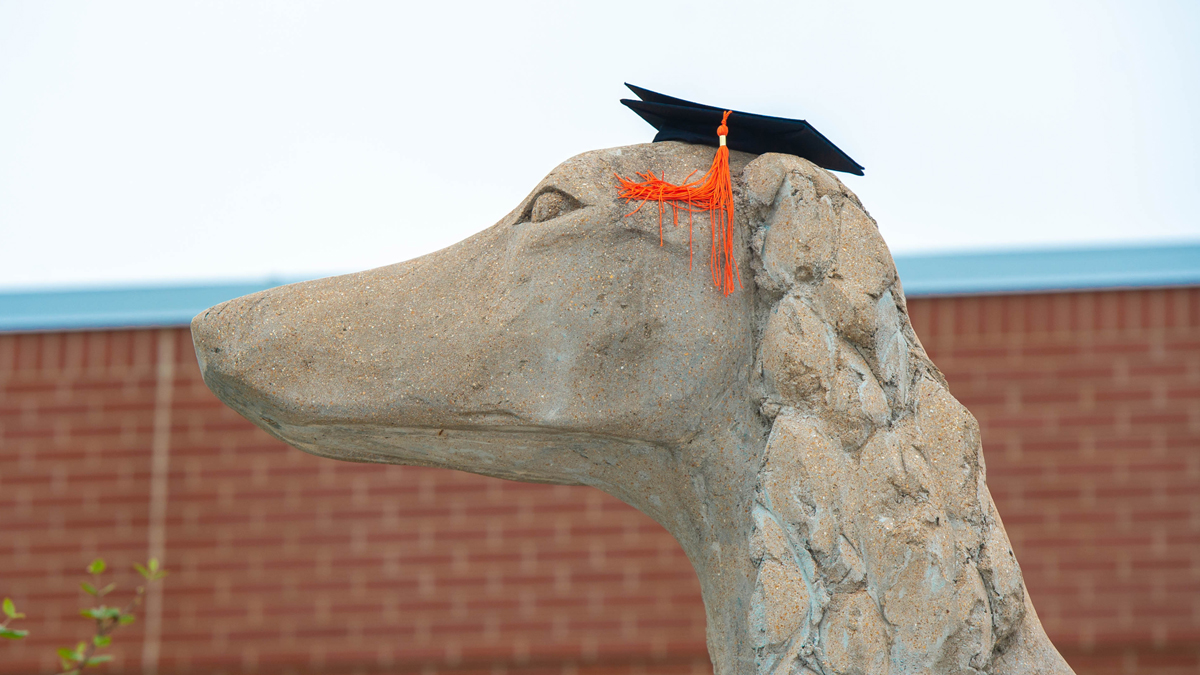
[615,110,740,296]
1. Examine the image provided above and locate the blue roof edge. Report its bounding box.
[2,243,1199,333]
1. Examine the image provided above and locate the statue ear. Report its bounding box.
[741,154,841,295]
[742,153,946,410]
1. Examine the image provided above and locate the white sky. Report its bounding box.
[1,0,1197,290]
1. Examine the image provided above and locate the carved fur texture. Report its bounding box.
[742,154,1070,675]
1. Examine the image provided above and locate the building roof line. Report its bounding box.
[3,243,1198,333]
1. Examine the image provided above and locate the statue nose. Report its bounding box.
[190,293,257,393]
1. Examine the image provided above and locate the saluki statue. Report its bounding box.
[192,142,1075,675]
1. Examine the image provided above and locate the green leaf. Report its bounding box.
[147,558,159,573]
[58,646,80,663]
[98,583,117,596]
[1,598,21,619]
[133,563,149,579]
[93,634,112,647]
[86,655,113,666]
[118,614,136,625]
[0,627,29,639]
[87,558,106,575]
[75,641,87,657]
[80,582,97,596]
[80,605,123,620]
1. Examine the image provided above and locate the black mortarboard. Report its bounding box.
[621,83,865,176]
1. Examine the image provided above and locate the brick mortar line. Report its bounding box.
[141,329,176,675]
[157,651,714,675]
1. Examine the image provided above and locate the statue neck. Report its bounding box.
[584,404,769,675]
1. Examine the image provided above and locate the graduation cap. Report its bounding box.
[621,83,864,176]
[614,85,863,297]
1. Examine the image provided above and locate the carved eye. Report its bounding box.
[530,190,581,223]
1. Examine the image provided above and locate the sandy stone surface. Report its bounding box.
[192,143,1076,675]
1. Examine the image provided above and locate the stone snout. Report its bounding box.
[193,143,1076,675]
[191,142,759,461]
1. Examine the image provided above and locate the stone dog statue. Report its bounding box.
[192,142,1076,675]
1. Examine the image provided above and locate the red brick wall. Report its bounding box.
[1,287,1198,675]
[906,289,1200,675]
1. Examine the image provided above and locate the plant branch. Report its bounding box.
[57,558,167,675]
